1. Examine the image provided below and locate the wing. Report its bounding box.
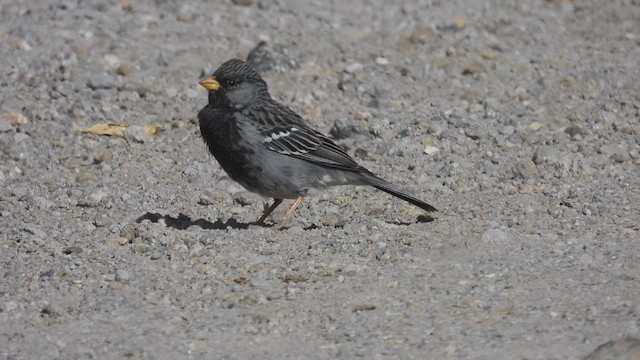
[250,103,363,171]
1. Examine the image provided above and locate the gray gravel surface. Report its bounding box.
[1,0,639,359]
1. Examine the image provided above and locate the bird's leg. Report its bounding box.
[277,196,305,229]
[256,198,283,224]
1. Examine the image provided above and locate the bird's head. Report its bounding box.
[199,59,270,109]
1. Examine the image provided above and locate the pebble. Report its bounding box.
[424,146,440,155]
[329,118,367,140]
[482,50,498,59]
[94,149,113,164]
[22,225,47,239]
[246,41,297,73]
[197,197,214,206]
[398,66,410,77]
[285,287,298,300]
[199,236,214,246]
[529,121,544,131]
[233,191,255,206]
[484,106,497,118]
[93,212,111,227]
[25,195,53,210]
[375,57,389,65]
[201,287,213,295]
[334,219,348,228]
[409,27,436,44]
[39,269,55,280]
[13,132,29,143]
[123,125,151,144]
[511,159,539,180]
[87,73,116,90]
[465,128,481,140]
[0,118,12,132]
[322,214,340,227]
[119,223,139,241]
[207,191,233,205]
[344,62,364,74]
[165,87,178,97]
[115,269,131,282]
[445,107,466,122]
[426,123,443,136]
[116,63,134,76]
[564,125,585,138]
[134,83,153,97]
[104,237,129,247]
[89,190,107,205]
[171,120,186,129]
[54,82,74,97]
[75,171,93,183]
[312,89,327,100]
[156,53,169,67]
[103,54,121,67]
[62,246,83,254]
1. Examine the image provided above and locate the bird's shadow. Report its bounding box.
[135,212,265,230]
[134,211,434,231]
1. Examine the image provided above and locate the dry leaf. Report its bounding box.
[80,123,128,137]
[79,123,163,138]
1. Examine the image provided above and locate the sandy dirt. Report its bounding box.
[1,0,639,359]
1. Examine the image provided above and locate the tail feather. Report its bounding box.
[361,173,437,212]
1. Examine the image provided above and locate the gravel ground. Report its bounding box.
[1,0,639,359]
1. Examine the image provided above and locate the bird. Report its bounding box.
[197,58,436,228]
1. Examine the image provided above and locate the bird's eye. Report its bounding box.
[227,80,236,86]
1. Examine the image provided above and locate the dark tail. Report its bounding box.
[361,173,437,212]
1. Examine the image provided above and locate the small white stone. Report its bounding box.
[103,54,121,67]
[424,146,440,155]
[375,57,389,65]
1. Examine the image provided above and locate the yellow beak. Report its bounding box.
[199,76,220,91]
